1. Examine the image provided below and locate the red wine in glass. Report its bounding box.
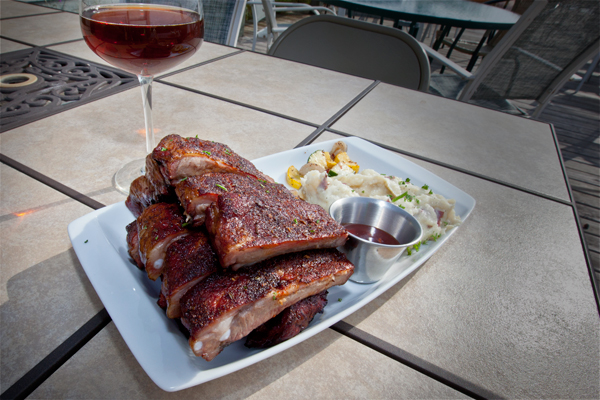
[81,4,204,76]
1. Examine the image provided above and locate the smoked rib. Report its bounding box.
[205,190,348,270]
[180,249,354,361]
[152,135,272,186]
[136,203,190,281]
[175,172,289,227]
[245,290,328,348]
[161,229,219,318]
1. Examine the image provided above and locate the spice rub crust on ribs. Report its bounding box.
[176,172,290,227]
[161,229,218,319]
[125,221,144,270]
[245,290,328,349]
[180,249,354,361]
[205,190,348,270]
[152,135,272,186]
[137,203,190,281]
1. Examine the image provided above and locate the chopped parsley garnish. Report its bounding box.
[293,218,298,224]
[405,178,411,183]
[338,298,342,302]
[195,134,199,138]
[429,190,433,195]
[84,240,88,243]
[182,222,191,228]
[422,184,429,190]
[160,147,167,151]
[273,295,277,300]
[328,170,338,177]
[202,150,211,155]
[180,177,187,182]
[224,148,231,155]
[215,183,228,191]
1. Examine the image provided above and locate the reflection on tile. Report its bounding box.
[1,163,67,215]
[1,83,315,194]
[164,51,373,125]
[331,83,570,201]
[0,12,82,46]
[0,0,59,19]
[0,166,105,390]
[32,323,467,399]
[0,168,97,302]
[0,38,31,53]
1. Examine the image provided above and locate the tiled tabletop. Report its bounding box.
[1,0,598,398]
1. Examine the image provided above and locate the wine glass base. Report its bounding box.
[113,158,145,195]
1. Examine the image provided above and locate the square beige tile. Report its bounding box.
[1,82,315,195]
[163,51,373,125]
[312,132,598,399]
[32,323,467,399]
[0,0,59,19]
[330,83,571,201]
[0,37,31,53]
[0,11,82,46]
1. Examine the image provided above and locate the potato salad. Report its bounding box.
[286,141,461,254]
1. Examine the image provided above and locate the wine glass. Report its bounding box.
[80,0,204,194]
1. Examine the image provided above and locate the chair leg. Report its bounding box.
[574,53,600,93]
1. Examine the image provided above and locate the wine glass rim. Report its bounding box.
[80,2,202,15]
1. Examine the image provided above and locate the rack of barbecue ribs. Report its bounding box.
[125,135,353,361]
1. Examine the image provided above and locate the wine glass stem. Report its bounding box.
[138,74,155,154]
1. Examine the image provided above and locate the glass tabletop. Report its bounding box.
[321,0,520,29]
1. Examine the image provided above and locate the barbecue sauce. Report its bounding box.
[342,223,400,245]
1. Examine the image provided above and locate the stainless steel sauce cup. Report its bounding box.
[329,197,423,284]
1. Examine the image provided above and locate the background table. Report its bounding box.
[321,0,519,32]
[1,1,598,398]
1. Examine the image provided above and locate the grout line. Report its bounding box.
[0,309,111,400]
[0,11,61,20]
[0,35,37,48]
[295,81,380,148]
[0,154,105,210]
[327,129,575,206]
[156,80,321,129]
[156,49,245,80]
[42,38,86,48]
[331,321,499,400]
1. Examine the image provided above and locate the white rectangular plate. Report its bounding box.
[68,137,475,391]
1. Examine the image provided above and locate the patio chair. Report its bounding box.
[203,0,247,47]
[268,15,431,92]
[247,0,336,51]
[425,0,600,118]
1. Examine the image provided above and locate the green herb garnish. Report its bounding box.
[84,240,88,243]
[328,170,338,177]
[216,183,228,191]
